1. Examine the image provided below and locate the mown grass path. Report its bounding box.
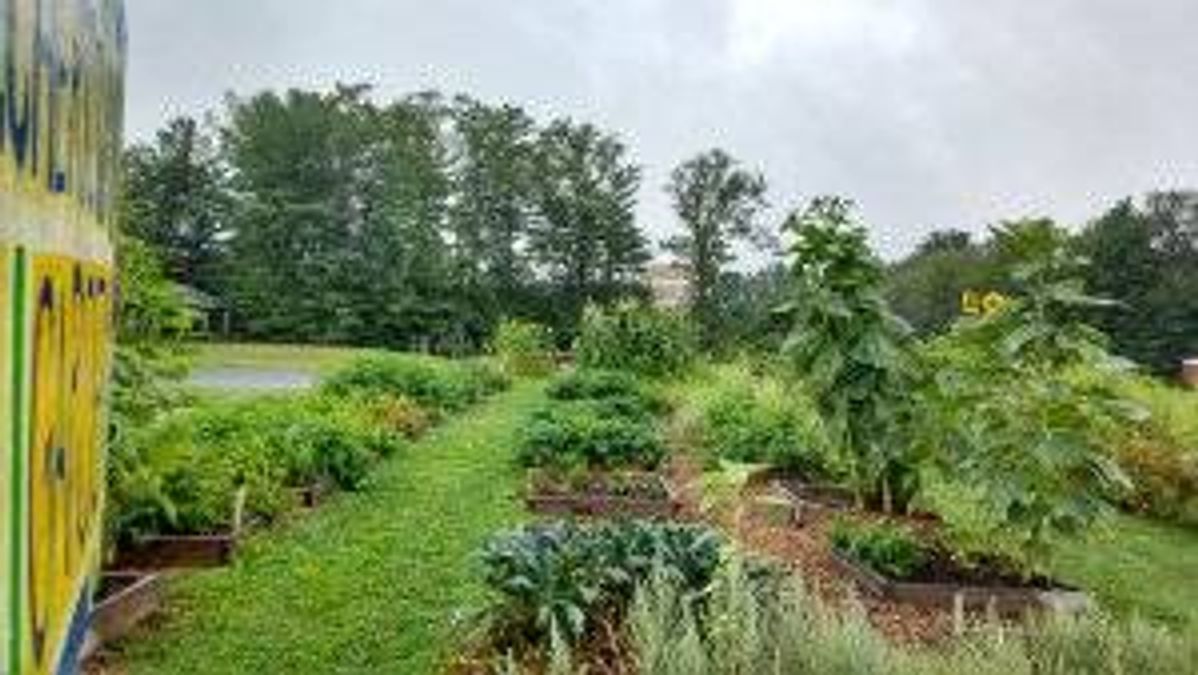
[119,381,542,674]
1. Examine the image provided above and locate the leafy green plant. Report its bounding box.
[575,302,695,378]
[914,249,1136,570]
[696,372,830,476]
[547,369,643,402]
[493,319,556,377]
[481,521,721,644]
[322,354,507,412]
[517,403,666,471]
[781,197,919,511]
[828,519,926,579]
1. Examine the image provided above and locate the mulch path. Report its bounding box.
[665,456,958,644]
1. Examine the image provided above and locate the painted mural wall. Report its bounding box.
[0,1,126,674]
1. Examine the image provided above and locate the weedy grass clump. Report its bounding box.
[493,319,557,377]
[674,362,832,476]
[575,302,695,379]
[626,556,1198,675]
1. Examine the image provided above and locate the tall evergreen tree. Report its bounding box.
[120,116,230,294]
[222,86,371,342]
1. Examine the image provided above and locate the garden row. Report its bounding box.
[94,353,509,649]
[458,238,1198,671]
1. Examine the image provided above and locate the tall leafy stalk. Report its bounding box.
[781,197,918,512]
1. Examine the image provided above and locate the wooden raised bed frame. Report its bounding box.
[112,487,246,572]
[525,471,683,518]
[830,550,1090,615]
[772,477,856,525]
[88,572,165,650]
[113,534,238,571]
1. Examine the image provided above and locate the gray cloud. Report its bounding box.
[125,0,1198,259]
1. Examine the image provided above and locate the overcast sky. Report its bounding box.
[125,0,1198,259]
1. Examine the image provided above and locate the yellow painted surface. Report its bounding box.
[0,1,126,673]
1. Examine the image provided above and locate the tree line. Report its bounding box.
[120,83,1197,372]
[887,197,1198,373]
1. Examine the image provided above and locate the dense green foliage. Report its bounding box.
[914,251,1136,569]
[118,380,544,674]
[320,353,509,412]
[829,519,926,579]
[120,117,231,295]
[481,521,721,644]
[889,195,1198,374]
[519,368,667,471]
[492,319,556,377]
[108,353,507,547]
[111,235,193,425]
[107,393,400,544]
[1078,193,1198,373]
[1093,375,1198,526]
[664,149,769,349]
[121,90,651,351]
[782,197,919,511]
[575,302,694,378]
[546,369,646,403]
[517,401,665,471]
[672,363,829,474]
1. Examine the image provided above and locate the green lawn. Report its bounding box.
[188,342,381,374]
[117,380,541,674]
[1052,514,1198,630]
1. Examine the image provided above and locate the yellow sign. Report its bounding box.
[961,290,1009,317]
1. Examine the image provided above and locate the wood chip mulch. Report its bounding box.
[665,456,958,645]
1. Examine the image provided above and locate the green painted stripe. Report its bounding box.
[9,248,26,675]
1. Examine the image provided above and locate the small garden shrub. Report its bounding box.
[492,319,556,377]
[518,403,666,471]
[367,394,434,439]
[547,369,665,417]
[828,519,926,579]
[322,353,508,412]
[1105,376,1198,526]
[575,302,694,378]
[547,369,643,401]
[672,363,831,476]
[481,520,721,644]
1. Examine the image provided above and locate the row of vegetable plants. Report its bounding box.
[105,353,509,564]
[95,353,511,653]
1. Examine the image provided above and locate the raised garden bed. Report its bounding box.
[113,534,239,571]
[525,470,682,518]
[89,572,165,649]
[830,549,1090,615]
[772,475,856,524]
